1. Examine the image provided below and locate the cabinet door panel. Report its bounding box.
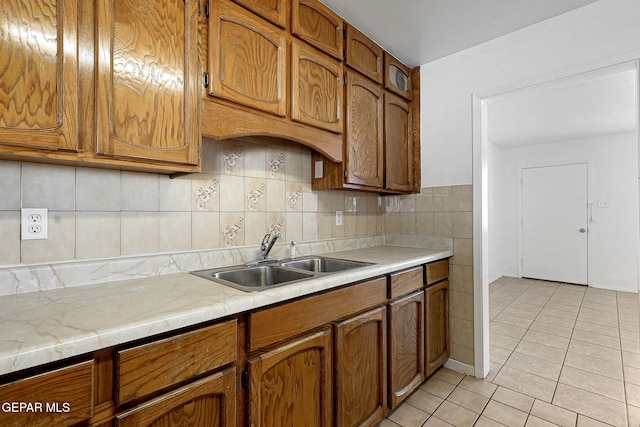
[334,307,387,427]
[232,0,288,28]
[248,329,332,427]
[388,291,424,409]
[345,70,384,188]
[0,0,78,151]
[209,0,287,117]
[292,0,343,59]
[425,281,450,376]
[345,25,383,84]
[96,0,199,165]
[385,92,412,192]
[116,367,236,427]
[291,40,342,133]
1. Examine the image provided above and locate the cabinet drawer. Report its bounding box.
[249,277,387,351]
[117,319,237,404]
[425,259,449,285]
[0,360,94,427]
[389,266,423,299]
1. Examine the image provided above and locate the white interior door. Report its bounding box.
[521,163,588,284]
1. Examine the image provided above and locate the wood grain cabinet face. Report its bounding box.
[248,329,333,427]
[345,25,383,84]
[345,70,384,188]
[0,360,94,427]
[425,280,450,377]
[232,0,288,28]
[388,290,425,409]
[384,53,412,100]
[95,0,200,166]
[334,306,387,427]
[116,319,237,405]
[291,40,342,133]
[116,367,236,427]
[0,0,79,151]
[208,0,287,117]
[384,92,413,192]
[291,0,343,59]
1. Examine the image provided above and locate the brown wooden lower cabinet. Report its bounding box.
[388,290,425,409]
[116,367,236,427]
[425,280,450,377]
[334,306,387,427]
[247,329,333,427]
[0,259,452,426]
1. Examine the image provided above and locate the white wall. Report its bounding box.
[420,0,640,187]
[490,132,639,292]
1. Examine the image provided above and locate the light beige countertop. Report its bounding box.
[0,246,451,377]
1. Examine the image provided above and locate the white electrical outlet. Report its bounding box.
[335,210,343,226]
[21,208,48,240]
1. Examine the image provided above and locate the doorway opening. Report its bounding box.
[472,60,640,378]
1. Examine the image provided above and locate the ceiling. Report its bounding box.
[487,66,637,148]
[320,0,599,66]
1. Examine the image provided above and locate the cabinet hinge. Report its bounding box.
[203,72,209,88]
[241,368,249,389]
[203,2,210,19]
[343,169,347,180]
[343,27,347,39]
[343,76,347,86]
[197,144,201,161]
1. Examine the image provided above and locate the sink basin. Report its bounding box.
[280,257,372,273]
[191,265,315,292]
[191,256,375,292]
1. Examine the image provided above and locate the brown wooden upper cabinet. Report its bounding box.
[232,0,289,28]
[291,0,344,60]
[384,53,412,100]
[0,0,79,152]
[291,40,343,133]
[385,92,413,192]
[208,0,287,117]
[345,70,384,188]
[345,24,384,84]
[95,0,200,166]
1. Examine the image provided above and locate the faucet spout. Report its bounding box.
[260,233,282,259]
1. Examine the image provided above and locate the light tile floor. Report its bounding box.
[378,277,640,427]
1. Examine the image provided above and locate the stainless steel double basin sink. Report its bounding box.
[190,256,374,292]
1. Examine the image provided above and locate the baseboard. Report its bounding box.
[444,358,475,376]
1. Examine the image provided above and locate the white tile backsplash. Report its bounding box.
[22,163,75,210]
[121,171,159,212]
[0,161,21,210]
[76,168,121,211]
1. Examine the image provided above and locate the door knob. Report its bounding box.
[579,228,586,233]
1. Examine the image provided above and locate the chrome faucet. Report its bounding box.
[260,233,282,259]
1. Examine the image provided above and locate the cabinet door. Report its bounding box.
[291,40,342,133]
[345,25,383,84]
[334,306,387,427]
[345,70,384,188]
[384,53,411,100]
[388,291,424,409]
[248,329,332,427]
[96,0,199,166]
[385,92,413,192]
[232,0,288,28]
[0,0,78,151]
[116,367,236,427]
[208,0,287,117]
[425,280,450,376]
[291,0,343,59]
